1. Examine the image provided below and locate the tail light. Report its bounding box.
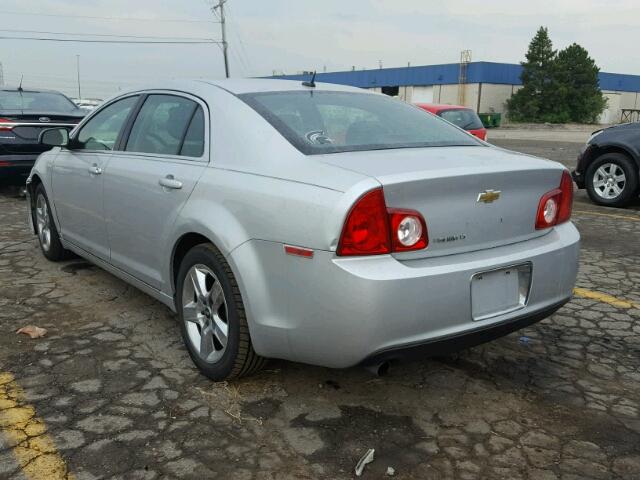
[535,170,573,229]
[337,189,390,256]
[0,118,15,131]
[388,209,428,252]
[337,188,428,256]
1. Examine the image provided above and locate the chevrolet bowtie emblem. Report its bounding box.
[477,189,501,203]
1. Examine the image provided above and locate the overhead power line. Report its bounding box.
[0,10,218,23]
[0,36,221,44]
[0,29,215,41]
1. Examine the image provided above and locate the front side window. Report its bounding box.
[438,108,484,130]
[239,91,480,155]
[76,96,138,151]
[0,90,79,113]
[125,94,202,156]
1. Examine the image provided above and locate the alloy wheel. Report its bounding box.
[35,194,51,252]
[592,163,626,200]
[181,264,229,363]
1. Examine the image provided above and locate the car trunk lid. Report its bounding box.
[317,146,565,259]
[0,111,83,154]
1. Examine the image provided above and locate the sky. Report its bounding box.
[0,0,639,99]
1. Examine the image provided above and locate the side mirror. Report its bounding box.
[39,128,69,147]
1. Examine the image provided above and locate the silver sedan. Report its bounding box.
[26,79,580,380]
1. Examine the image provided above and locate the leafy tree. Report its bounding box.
[507,27,568,122]
[507,28,606,123]
[556,43,607,123]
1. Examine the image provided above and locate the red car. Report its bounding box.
[415,103,487,141]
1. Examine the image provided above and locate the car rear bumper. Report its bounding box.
[230,222,580,368]
[360,299,567,366]
[0,154,37,178]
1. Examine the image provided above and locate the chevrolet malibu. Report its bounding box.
[26,80,580,380]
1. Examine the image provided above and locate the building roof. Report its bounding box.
[272,61,640,93]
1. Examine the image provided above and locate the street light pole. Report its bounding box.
[76,54,82,101]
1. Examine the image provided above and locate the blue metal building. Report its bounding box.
[273,62,640,124]
[273,61,640,93]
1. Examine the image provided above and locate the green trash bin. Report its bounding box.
[479,113,502,128]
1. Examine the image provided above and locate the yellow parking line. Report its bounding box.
[0,372,74,480]
[574,210,640,222]
[573,288,639,309]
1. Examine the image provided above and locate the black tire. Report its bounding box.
[176,243,266,381]
[585,153,639,207]
[33,184,68,261]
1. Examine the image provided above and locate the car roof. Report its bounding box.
[416,103,470,112]
[201,78,365,94]
[113,78,368,98]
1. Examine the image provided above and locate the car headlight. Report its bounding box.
[587,130,603,144]
[581,130,603,154]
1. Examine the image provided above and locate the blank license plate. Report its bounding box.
[471,264,531,321]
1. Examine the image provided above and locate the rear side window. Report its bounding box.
[438,108,484,130]
[125,94,203,157]
[180,107,205,157]
[239,90,480,155]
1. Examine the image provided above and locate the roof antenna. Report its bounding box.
[302,71,316,88]
[18,74,24,92]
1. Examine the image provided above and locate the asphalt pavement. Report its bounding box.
[0,136,639,479]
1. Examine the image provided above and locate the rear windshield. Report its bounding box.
[0,90,78,113]
[239,91,480,155]
[438,108,484,130]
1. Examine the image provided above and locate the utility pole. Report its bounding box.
[76,55,82,101]
[212,0,230,78]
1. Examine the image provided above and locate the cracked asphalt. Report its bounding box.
[1,138,639,479]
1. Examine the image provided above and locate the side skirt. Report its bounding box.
[61,239,177,312]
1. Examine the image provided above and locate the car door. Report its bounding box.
[103,92,208,290]
[51,95,139,259]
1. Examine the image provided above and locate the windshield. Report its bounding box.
[0,90,78,113]
[438,108,484,130]
[239,91,481,155]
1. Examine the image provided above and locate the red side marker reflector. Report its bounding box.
[284,245,314,258]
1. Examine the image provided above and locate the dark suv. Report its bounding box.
[0,87,86,181]
[572,123,640,207]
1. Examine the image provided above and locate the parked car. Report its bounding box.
[572,123,640,207]
[415,103,488,140]
[0,87,86,181]
[27,80,579,380]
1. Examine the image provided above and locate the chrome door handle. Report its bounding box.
[159,175,183,190]
[88,164,102,175]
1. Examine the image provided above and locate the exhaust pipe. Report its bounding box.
[365,361,391,377]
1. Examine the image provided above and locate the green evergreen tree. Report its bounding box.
[507,27,566,122]
[556,43,607,123]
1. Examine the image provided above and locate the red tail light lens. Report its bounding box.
[0,118,15,131]
[337,188,390,256]
[557,170,573,223]
[535,170,573,229]
[337,188,428,256]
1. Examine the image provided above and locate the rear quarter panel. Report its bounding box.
[164,86,377,295]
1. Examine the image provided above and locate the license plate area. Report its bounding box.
[471,263,532,321]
